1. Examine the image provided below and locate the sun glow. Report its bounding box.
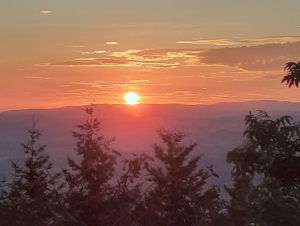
[125,92,139,105]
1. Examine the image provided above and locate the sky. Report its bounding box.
[1,0,300,111]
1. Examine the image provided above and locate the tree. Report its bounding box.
[281,61,300,87]
[62,105,154,226]
[107,152,151,226]
[0,106,227,225]
[135,129,225,226]
[0,123,63,226]
[62,106,126,225]
[226,111,300,226]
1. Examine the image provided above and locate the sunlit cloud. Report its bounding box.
[144,62,179,69]
[229,69,282,81]
[138,91,199,104]
[36,48,202,70]
[108,50,141,58]
[106,41,118,45]
[70,45,85,48]
[198,41,300,71]
[129,80,149,83]
[108,49,201,67]
[210,94,239,99]
[177,36,300,47]
[72,80,172,88]
[36,55,180,69]
[196,64,283,81]
[25,76,51,80]
[36,40,300,72]
[80,50,107,55]
[36,58,138,67]
[245,93,271,98]
[41,10,53,15]
[64,89,113,98]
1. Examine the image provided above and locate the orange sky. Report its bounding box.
[1,0,300,111]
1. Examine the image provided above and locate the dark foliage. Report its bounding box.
[62,106,120,225]
[281,61,300,87]
[226,111,300,226]
[0,106,226,225]
[0,123,63,226]
[134,129,225,226]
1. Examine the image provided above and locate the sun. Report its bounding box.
[124,92,139,105]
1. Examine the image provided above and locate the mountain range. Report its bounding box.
[1,100,300,191]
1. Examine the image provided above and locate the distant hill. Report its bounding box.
[1,100,300,191]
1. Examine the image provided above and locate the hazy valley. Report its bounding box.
[1,100,300,189]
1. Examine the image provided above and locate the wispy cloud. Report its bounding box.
[72,80,172,89]
[198,41,300,71]
[41,10,53,15]
[36,48,202,69]
[129,79,149,84]
[64,89,112,97]
[177,36,300,47]
[36,50,181,69]
[25,77,51,80]
[106,42,118,45]
[80,50,107,55]
[36,38,300,72]
[70,45,85,48]
[37,58,135,67]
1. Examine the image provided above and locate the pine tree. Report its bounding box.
[107,152,151,226]
[135,129,224,226]
[63,106,120,225]
[0,122,62,226]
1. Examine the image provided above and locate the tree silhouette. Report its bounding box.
[226,111,300,226]
[62,105,153,226]
[134,129,225,226]
[281,61,300,87]
[0,123,63,226]
[62,105,120,225]
[0,107,226,225]
[107,152,151,226]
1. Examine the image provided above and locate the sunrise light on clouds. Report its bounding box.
[1,0,300,111]
[40,10,53,15]
[1,2,300,225]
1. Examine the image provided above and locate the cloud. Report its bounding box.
[36,47,202,69]
[36,39,300,72]
[177,36,300,47]
[36,57,179,69]
[198,41,300,71]
[195,64,283,81]
[106,42,118,45]
[41,10,53,15]
[80,50,107,55]
[65,89,111,97]
[25,76,51,80]
[72,80,172,89]
[70,45,85,48]
[37,58,134,67]
[143,62,179,69]
[108,49,201,68]
[36,48,184,69]
[129,80,149,84]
